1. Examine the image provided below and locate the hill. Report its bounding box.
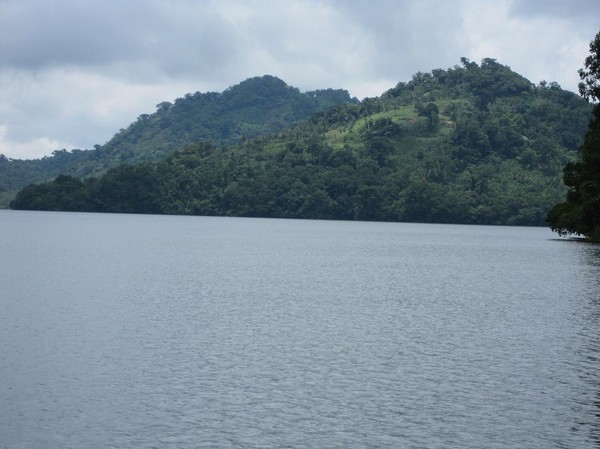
[9,58,594,225]
[0,75,356,206]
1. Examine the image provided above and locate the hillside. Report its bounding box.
[0,75,356,206]
[10,58,594,225]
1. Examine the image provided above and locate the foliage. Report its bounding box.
[0,76,356,206]
[578,30,600,102]
[9,175,90,212]
[10,59,594,226]
[547,30,600,241]
[546,105,600,240]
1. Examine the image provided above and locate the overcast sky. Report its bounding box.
[1,0,599,160]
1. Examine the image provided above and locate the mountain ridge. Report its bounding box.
[5,58,595,225]
[0,75,357,206]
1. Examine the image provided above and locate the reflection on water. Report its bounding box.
[1,211,600,448]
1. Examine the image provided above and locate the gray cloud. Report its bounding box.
[0,0,242,77]
[331,1,466,76]
[509,0,600,23]
[0,0,598,159]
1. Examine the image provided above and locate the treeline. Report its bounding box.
[4,133,578,224]
[10,59,594,225]
[0,75,356,205]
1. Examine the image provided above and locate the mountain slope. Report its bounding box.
[10,59,594,225]
[0,75,356,206]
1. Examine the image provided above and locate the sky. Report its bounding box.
[1,0,599,160]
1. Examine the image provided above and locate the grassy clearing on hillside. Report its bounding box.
[325,104,454,150]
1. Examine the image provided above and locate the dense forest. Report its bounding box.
[0,75,356,206]
[8,58,594,225]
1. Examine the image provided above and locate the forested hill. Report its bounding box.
[0,75,356,206]
[9,59,594,225]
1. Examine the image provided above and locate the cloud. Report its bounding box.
[0,0,242,78]
[460,0,597,92]
[0,125,66,160]
[0,66,199,158]
[509,0,600,24]
[0,0,598,159]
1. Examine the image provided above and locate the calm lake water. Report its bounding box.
[1,210,600,448]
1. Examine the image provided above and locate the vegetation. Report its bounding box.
[0,75,356,206]
[9,59,594,225]
[547,30,600,241]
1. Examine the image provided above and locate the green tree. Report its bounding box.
[9,175,89,211]
[418,102,440,130]
[8,58,592,226]
[547,30,600,241]
[578,31,600,102]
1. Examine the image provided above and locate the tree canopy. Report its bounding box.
[547,30,600,241]
[11,59,593,226]
[578,31,600,102]
[0,76,356,205]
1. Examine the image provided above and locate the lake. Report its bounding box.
[1,210,599,448]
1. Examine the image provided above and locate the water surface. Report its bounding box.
[1,210,599,448]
